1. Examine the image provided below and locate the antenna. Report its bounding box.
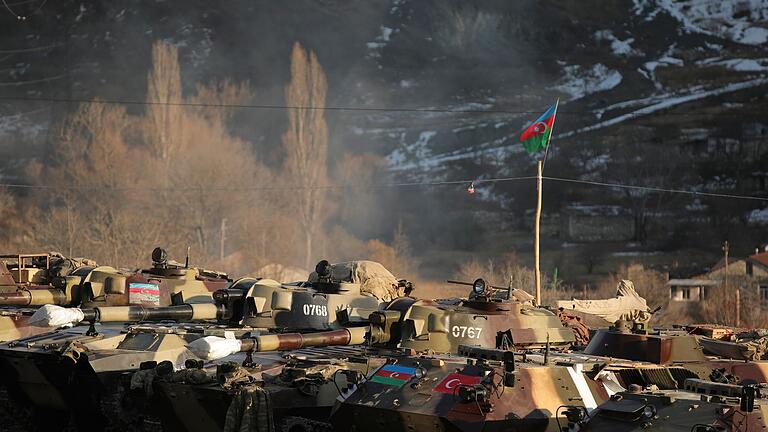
[185,246,190,268]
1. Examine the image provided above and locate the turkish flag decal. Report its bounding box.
[433,373,482,394]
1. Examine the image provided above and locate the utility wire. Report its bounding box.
[0,95,763,117]
[0,176,765,202]
[0,176,534,192]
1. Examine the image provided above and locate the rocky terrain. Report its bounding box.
[1,0,767,280]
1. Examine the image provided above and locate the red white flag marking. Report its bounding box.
[433,373,482,394]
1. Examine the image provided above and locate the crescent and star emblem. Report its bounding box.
[444,378,461,389]
[533,121,548,133]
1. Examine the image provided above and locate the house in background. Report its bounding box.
[667,278,719,302]
[667,245,768,304]
[746,248,768,302]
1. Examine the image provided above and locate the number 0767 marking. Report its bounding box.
[451,325,482,339]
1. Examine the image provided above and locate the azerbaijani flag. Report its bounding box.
[520,102,558,153]
[370,364,416,386]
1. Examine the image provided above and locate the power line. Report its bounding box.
[0,176,535,192]
[0,95,764,117]
[0,175,765,202]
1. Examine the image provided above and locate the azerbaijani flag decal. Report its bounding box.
[129,282,161,306]
[520,103,558,153]
[433,373,482,394]
[370,364,416,386]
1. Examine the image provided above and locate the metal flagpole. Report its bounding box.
[534,99,559,306]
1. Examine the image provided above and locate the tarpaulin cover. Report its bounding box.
[556,280,651,324]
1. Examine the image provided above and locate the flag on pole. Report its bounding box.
[520,103,558,153]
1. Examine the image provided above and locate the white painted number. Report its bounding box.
[451,325,482,339]
[303,304,328,316]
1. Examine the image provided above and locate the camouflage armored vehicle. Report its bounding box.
[0,248,231,307]
[330,346,612,432]
[583,320,768,385]
[133,277,581,432]
[0,248,229,343]
[574,377,768,432]
[0,252,98,311]
[0,252,100,342]
[0,259,408,431]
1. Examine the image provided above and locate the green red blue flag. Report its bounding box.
[520,103,558,153]
[370,364,416,386]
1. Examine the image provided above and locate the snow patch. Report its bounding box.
[686,199,708,212]
[698,58,768,72]
[612,251,660,257]
[367,25,398,58]
[585,154,611,171]
[594,30,642,57]
[385,131,436,168]
[642,0,768,45]
[553,64,623,100]
[560,77,768,139]
[749,207,768,225]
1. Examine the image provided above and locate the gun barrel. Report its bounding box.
[85,303,224,323]
[0,289,67,306]
[241,326,368,352]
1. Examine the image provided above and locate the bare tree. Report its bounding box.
[145,41,183,169]
[282,42,329,269]
[30,102,163,265]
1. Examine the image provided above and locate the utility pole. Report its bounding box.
[534,160,543,306]
[723,241,738,327]
[220,218,227,261]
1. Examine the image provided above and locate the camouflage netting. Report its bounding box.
[224,386,275,432]
[556,279,652,324]
[49,252,98,278]
[307,260,406,302]
[701,329,768,361]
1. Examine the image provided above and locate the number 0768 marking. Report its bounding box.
[451,325,482,339]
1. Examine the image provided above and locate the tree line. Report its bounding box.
[0,40,412,279]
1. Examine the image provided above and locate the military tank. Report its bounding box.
[132,277,582,432]
[0,259,408,431]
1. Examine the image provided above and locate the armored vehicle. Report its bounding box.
[0,252,97,305]
[0,259,408,431]
[330,346,611,432]
[0,248,229,345]
[583,320,768,384]
[575,378,768,432]
[0,248,228,308]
